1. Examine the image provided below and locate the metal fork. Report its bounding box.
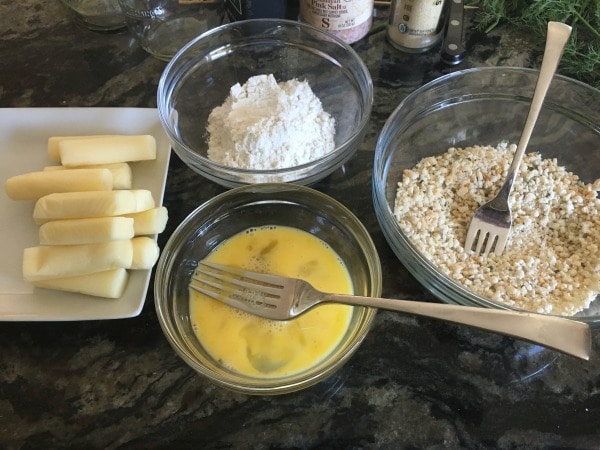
[464,21,572,256]
[190,262,591,360]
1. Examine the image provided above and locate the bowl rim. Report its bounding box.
[373,66,600,323]
[157,18,374,178]
[154,182,383,394]
[377,67,599,140]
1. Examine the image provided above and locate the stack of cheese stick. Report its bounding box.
[4,135,168,299]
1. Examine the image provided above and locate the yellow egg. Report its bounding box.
[190,225,354,378]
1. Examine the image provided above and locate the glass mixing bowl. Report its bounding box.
[157,19,373,188]
[373,67,600,326]
[154,183,382,394]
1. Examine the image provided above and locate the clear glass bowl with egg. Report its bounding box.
[154,183,381,394]
[373,67,600,326]
[157,19,373,188]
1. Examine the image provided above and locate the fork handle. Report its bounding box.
[493,22,572,206]
[324,293,591,360]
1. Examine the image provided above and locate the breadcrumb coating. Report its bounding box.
[394,143,600,316]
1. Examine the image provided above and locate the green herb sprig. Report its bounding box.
[470,0,600,89]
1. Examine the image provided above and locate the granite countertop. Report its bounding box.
[1,2,600,449]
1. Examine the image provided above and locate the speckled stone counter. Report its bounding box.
[1,2,600,449]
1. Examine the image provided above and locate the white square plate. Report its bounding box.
[0,108,171,321]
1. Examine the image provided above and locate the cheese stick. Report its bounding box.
[30,269,129,299]
[131,237,160,270]
[123,206,168,235]
[43,163,132,190]
[39,217,135,245]
[33,189,154,223]
[48,135,120,162]
[4,168,113,201]
[132,189,155,212]
[58,135,156,167]
[23,240,134,282]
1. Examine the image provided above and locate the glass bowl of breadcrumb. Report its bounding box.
[157,19,373,188]
[373,67,600,326]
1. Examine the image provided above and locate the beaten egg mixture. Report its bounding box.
[189,225,354,378]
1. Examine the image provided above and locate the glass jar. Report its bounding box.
[387,0,447,53]
[299,0,374,44]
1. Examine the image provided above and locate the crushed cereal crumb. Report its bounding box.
[393,143,600,316]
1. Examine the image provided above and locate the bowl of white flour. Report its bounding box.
[157,19,373,188]
[373,67,600,326]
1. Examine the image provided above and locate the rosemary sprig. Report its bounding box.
[471,0,600,89]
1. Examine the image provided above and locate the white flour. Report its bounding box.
[206,74,335,170]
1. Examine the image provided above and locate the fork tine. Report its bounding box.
[189,279,229,303]
[473,231,485,255]
[466,229,509,256]
[199,262,285,289]
[493,232,509,256]
[191,273,280,310]
[465,223,479,251]
[483,233,497,255]
[195,262,283,297]
[464,223,479,253]
[190,262,284,310]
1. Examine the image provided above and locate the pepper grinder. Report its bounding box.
[387,0,447,53]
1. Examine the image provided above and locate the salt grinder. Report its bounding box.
[299,0,374,44]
